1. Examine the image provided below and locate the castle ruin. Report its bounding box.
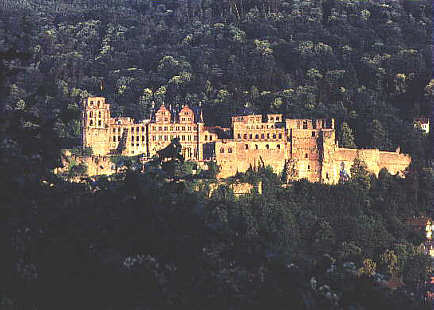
[79,96,411,184]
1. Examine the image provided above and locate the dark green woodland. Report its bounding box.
[0,0,432,309]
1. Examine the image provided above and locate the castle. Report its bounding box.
[79,96,411,184]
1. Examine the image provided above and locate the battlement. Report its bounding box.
[286,118,334,130]
[79,96,410,183]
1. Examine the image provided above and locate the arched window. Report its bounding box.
[255,144,258,149]
[228,148,232,153]
[305,153,308,159]
[255,134,259,139]
[220,148,225,153]
[245,144,249,150]
[277,144,280,149]
[266,144,270,149]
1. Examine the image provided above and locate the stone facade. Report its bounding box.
[81,96,411,183]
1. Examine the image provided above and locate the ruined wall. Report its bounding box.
[327,148,411,184]
[82,97,111,156]
[216,140,287,178]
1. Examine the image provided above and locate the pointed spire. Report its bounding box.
[196,101,203,123]
[150,100,156,121]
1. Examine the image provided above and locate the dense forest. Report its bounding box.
[0,0,432,309]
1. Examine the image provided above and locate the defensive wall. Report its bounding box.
[78,96,411,184]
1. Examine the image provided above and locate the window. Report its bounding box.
[312,131,316,137]
[220,148,224,153]
[113,128,116,133]
[194,135,198,141]
[98,120,101,126]
[244,134,247,139]
[267,133,270,139]
[255,144,258,149]
[326,173,329,179]
[308,165,311,170]
[322,120,325,128]
[297,121,300,129]
[182,135,185,141]
[90,120,93,126]
[210,136,213,141]
[188,135,191,141]
[305,153,308,159]
[142,136,145,141]
[158,136,162,141]
[261,134,265,139]
[182,127,185,131]
[158,127,162,131]
[276,117,280,121]
[270,117,274,121]
[255,134,259,139]
[164,135,168,141]
[153,136,156,141]
[278,133,282,139]
[164,126,167,131]
[118,135,121,141]
[303,121,308,129]
[273,134,276,139]
[136,127,139,132]
[277,144,280,149]
[131,136,134,141]
[113,136,116,142]
[205,135,208,141]
[142,127,145,132]
[238,134,241,139]
[89,111,93,118]
[312,121,317,129]
[90,101,94,105]
[228,148,232,153]
[249,134,252,139]
[266,144,269,150]
[245,144,249,150]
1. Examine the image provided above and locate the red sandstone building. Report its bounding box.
[81,96,411,183]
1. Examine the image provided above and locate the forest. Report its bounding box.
[0,0,432,309]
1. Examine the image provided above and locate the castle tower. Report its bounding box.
[82,97,111,156]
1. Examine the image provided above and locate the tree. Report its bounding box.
[350,158,371,190]
[338,122,356,148]
[366,119,391,150]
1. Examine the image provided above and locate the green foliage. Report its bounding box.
[338,122,356,148]
[0,1,432,309]
[350,158,371,190]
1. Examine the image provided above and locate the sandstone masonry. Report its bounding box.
[81,96,411,184]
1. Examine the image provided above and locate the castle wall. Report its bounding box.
[79,96,411,182]
[216,140,287,178]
